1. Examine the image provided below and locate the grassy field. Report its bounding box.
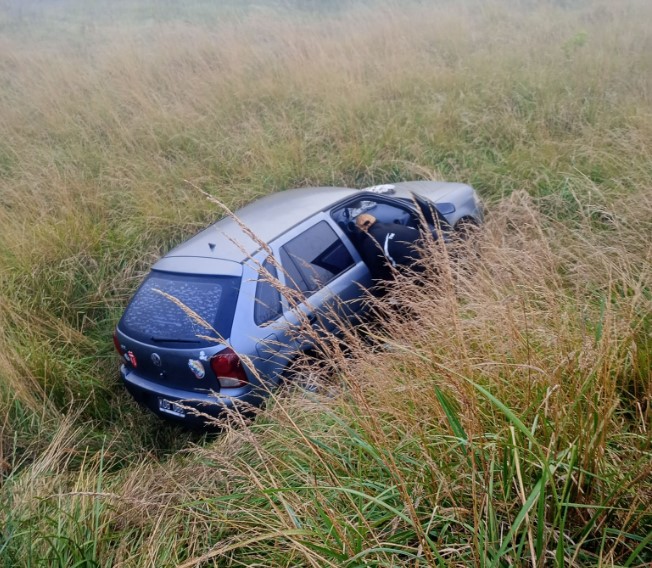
[0,0,650,565]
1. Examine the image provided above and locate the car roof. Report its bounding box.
[158,186,359,266]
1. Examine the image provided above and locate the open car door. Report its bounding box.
[411,192,453,233]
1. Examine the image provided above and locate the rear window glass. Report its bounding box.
[120,272,240,345]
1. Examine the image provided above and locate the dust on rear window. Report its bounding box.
[121,272,240,345]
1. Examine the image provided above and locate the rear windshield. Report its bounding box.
[120,271,240,346]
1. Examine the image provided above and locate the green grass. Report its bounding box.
[0,0,650,565]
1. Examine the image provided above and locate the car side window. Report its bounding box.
[280,221,354,297]
[254,257,283,326]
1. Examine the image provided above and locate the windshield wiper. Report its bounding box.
[150,337,201,344]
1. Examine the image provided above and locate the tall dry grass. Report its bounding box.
[3,190,648,565]
[0,0,651,565]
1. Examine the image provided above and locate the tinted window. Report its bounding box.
[120,272,240,345]
[254,257,282,326]
[280,221,354,296]
[279,246,307,294]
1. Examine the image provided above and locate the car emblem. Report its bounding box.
[151,353,162,367]
[188,359,205,379]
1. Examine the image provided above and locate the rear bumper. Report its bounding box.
[120,365,264,427]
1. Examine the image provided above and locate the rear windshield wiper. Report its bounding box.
[150,337,201,344]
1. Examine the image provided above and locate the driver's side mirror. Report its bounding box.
[435,202,456,216]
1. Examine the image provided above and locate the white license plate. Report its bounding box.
[158,398,186,418]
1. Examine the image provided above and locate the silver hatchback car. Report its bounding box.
[113,181,483,426]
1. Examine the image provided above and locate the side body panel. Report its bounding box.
[230,211,372,389]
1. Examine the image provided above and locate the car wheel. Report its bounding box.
[453,217,480,241]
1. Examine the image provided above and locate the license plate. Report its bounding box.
[158,398,186,418]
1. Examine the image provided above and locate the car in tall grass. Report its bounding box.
[113,181,483,426]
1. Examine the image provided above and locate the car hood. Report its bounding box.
[384,181,471,202]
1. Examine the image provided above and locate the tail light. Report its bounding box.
[210,348,248,388]
[113,331,125,356]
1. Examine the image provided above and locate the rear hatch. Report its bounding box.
[116,270,241,390]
